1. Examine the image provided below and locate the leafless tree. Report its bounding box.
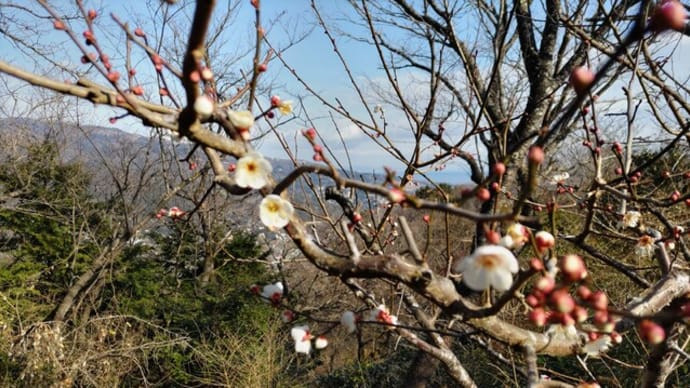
[1,0,690,386]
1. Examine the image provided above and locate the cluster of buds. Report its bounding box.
[527,254,620,346]
[300,127,324,162]
[155,207,186,220]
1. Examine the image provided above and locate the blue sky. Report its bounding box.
[0,1,476,184]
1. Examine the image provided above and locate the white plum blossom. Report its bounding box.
[235,152,272,189]
[291,325,313,354]
[314,336,328,350]
[500,223,529,249]
[453,245,519,291]
[193,95,214,117]
[367,304,398,326]
[260,282,283,304]
[582,336,612,358]
[227,109,254,130]
[260,195,294,231]
[341,311,357,334]
[635,235,656,257]
[621,211,642,228]
[277,100,293,115]
[551,172,570,185]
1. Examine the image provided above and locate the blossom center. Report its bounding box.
[477,254,500,269]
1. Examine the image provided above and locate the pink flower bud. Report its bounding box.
[528,146,544,164]
[270,95,281,107]
[486,230,500,244]
[529,308,547,327]
[422,214,431,224]
[493,162,506,176]
[53,20,65,30]
[475,187,490,202]
[134,27,145,37]
[106,71,120,83]
[535,231,555,252]
[577,285,592,301]
[639,320,666,345]
[303,127,317,141]
[152,54,163,66]
[570,66,595,95]
[526,294,541,308]
[550,289,575,314]
[530,257,544,271]
[650,0,687,32]
[559,254,587,282]
[572,306,588,323]
[389,188,405,203]
[87,9,97,20]
[590,290,608,311]
[534,276,555,294]
[131,85,144,96]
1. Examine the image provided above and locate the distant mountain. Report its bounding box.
[0,117,383,184]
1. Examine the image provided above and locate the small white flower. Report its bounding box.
[621,211,642,228]
[341,311,357,334]
[367,304,398,326]
[227,109,254,130]
[260,195,294,230]
[277,100,293,115]
[260,282,283,304]
[314,336,328,350]
[635,235,656,257]
[193,95,214,117]
[551,172,570,185]
[291,325,312,354]
[582,335,611,358]
[453,245,519,291]
[500,223,529,249]
[235,152,272,189]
